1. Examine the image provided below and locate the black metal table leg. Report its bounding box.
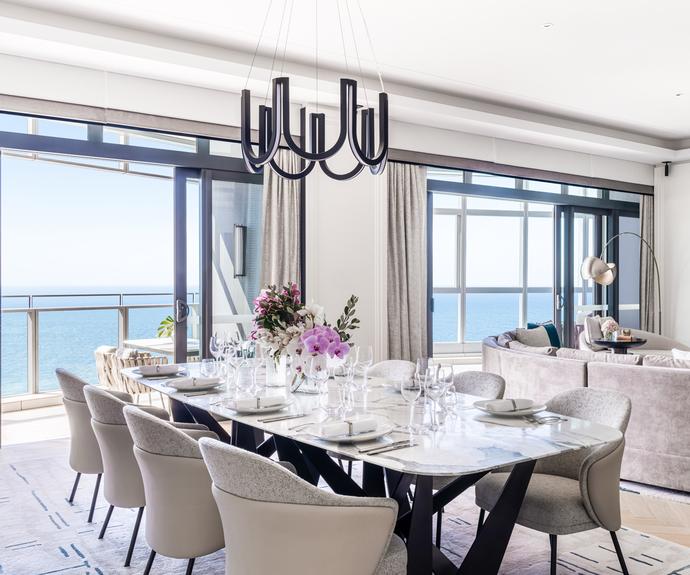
[274,436,320,485]
[257,435,277,458]
[170,398,195,423]
[299,443,366,497]
[363,462,386,497]
[185,404,233,444]
[457,460,535,575]
[406,474,433,575]
[233,421,259,452]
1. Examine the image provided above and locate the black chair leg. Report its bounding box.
[87,473,102,523]
[549,534,557,575]
[143,550,156,575]
[185,557,195,575]
[98,505,114,539]
[68,472,81,503]
[347,460,353,476]
[477,508,485,537]
[435,507,444,548]
[610,531,629,575]
[124,507,144,567]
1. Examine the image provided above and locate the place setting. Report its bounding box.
[473,398,567,427]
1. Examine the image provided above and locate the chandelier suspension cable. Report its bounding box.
[279,0,295,77]
[356,0,385,93]
[264,0,289,104]
[344,0,369,109]
[244,0,274,90]
[336,0,351,75]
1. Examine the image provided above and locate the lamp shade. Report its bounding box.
[580,256,617,286]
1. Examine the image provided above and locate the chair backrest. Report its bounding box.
[123,406,223,559]
[83,386,145,508]
[452,371,505,399]
[56,369,103,475]
[94,346,118,390]
[113,354,168,396]
[369,360,416,380]
[199,438,398,575]
[536,387,631,480]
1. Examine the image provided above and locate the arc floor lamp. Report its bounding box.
[580,231,661,333]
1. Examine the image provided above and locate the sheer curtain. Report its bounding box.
[260,150,302,288]
[387,163,428,360]
[639,194,658,332]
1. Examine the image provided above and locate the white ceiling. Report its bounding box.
[1,0,689,159]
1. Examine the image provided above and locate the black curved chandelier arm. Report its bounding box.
[269,158,316,180]
[319,159,365,180]
[312,112,365,180]
[345,81,389,167]
[240,79,283,167]
[265,108,319,180]
[278,77,349,161]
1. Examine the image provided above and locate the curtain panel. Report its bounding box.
[639,194,657,332]
[387,163,428,361]
[260,149,301,288]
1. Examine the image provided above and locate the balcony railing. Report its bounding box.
[1,292,198,397]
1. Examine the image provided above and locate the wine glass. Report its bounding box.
[209,334,223,363]
[356,345,374,370]
[400,376,422,432]
[308,356,330,406]
[425,375,446,431]
[200,358,218,378]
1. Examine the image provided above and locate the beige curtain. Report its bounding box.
[387,163,428,360]
[639,195,658,332]
[260,150,301,288]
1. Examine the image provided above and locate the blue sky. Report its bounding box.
[1,154,186,291]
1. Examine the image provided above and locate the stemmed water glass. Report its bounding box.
[425,374,446,431]
[400,376,422,432]
[308,356,330,409]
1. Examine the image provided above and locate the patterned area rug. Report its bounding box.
[1,439,689,575]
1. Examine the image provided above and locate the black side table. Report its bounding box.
[592,338,647,354]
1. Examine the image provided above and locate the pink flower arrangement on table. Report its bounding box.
[600,318,620,339]
[251,282,359,368]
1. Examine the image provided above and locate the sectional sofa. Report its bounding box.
[482,334,690,492]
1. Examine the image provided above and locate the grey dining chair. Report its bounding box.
[56,369,104,523]
[123,406,223,575]
[83,385,170,567]
[474,387,632,575]
[199,437,407,575]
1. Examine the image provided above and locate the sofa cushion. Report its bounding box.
[643,354,690,369]
[508,341,556,356]
[516,326,551,348]
[557,347,641,366]
[496,330,516,348]
[527,322,561,348]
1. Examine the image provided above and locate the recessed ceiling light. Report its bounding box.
[676,92,684,97]
[542,22,554,28]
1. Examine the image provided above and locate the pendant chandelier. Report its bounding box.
[240,0,389,181]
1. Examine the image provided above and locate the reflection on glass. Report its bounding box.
[465,293,519,342]
[470,172,516,189]
[1,312,28,395]
[129,307,175,339]
[433,193,462,209]
[527,292,553,324]
[433,293,460,343]
[466,215,521,287]
[432,214,457,288]
[523,180,562,193]
[427,168,463,183]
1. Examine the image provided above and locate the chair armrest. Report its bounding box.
[171,422,209,431]
[579,438,625,531]
[103,388,133,403]
[136,404,170,421]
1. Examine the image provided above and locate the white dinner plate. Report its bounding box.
[135,365,184,377]
[306,421,395,444]
[473,400,547,417]
[224,398,294,415]
[165,378,222,392]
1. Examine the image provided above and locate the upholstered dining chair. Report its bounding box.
[433,370,505,547]
[123,406,223,575]
[56,369,104,523]
[199,438,407,575]
[474,387,632,575]
[83,385,170,567]
[451,371,505,400]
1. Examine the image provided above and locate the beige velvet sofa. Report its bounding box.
[482,336,690,492]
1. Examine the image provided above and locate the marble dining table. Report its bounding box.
[122,363,622,575]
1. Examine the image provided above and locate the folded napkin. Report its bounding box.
[484,398,534,413]
[232,395,286,410]
[320,417,378,438]
[139,364,180,376]
[166,376,221,390]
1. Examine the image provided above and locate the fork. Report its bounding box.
[524,415,567,425]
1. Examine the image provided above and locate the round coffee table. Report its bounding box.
[592,338,647,354]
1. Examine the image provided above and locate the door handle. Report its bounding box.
[555,293,565,311]
[175,299,190,323]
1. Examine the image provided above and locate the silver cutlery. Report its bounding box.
[358,439,413,454]
[183,390,218,397]
[363,441,417,456]
[524,415,568,425]
[258,413,307,423]
[288,421,316,431]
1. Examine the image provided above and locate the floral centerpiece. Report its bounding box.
[600,318,620,340]
[251,282,359,381]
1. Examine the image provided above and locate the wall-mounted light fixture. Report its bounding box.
[234,224,247,278]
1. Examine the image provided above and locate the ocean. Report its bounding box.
[1,290,554,397]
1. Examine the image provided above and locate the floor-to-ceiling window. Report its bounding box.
[428,167,641,354]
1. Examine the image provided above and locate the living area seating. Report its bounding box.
[579,315,690,354]
[475,388,632,575]
[483,329,690,491]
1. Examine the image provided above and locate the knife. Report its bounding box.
[257,413,307,423]
[358,439,414,454]
[363,441,417,456]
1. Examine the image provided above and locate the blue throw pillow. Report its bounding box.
[527,321,561,348]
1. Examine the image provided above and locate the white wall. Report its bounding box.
[654,164,690,344]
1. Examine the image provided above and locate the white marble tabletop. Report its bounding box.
[121,363,622,477]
